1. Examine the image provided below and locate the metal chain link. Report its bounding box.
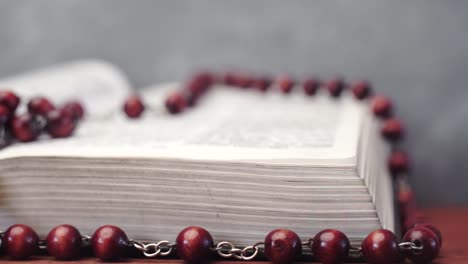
[399,241,424,253]
[213,241,263,261]
[130,239,174,258]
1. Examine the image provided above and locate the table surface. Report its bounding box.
[1,208,465,263]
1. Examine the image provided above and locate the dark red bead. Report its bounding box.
[264,229,302,264]
[324,78,346,97]
[222,72,236,86]
[361,229,401,264]
[311,229,350,264]
[0,104,11,124]
[176,226,214,264]
[11,114,42,142]
[3,224,39,259]
[165,92,187,114]
[414,224,443,247]
[351,80,372,100]
[388,150,410,175]
[303,78,320,96]
[184,91,198,107]
[91,225,129,261]
[381,118,405,141]
[61,101,85,120]
[186,72,213,96]
[276,75,295,94]
[403,226,440,264]
[371,96,393,119]
[27,96,55,116]
[252,76,272,92]
[0,90,20,111]
[123,95,145,118]
[46,110,77,138]
[47,224,82,260]
[232,72,254,88]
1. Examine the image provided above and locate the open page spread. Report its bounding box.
[0,81,366,165]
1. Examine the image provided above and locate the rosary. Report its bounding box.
[0,72,441,264]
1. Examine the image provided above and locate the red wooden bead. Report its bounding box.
[403,226,440,264]
[222,72,236,86]
[381,118,405,141]
[61,101,85,120]
[46,110,77,138]
[324,78,346,97]
[3,224,39,259]
[27,96,55,116]
[361,229,401,264]
[233,73,254,88]
[388,150,410,175]
[186,73,213,96]
[251,76,272,92]
[371,95,393,119]
[47,224,82,260]
[276,75,295,94]
[0,104,11,124]
[264,229,302,264]
[303,78,320,96]
[165,92,187,114]
[176,226,214,263]
[351,80,372,100]
[311,229,350,264]
[91,225,129,261]
[0,90,20,111]
[414,224,442,247]
[11,114,42,142]
[123,95,145,118]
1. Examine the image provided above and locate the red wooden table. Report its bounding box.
[1,208,465,263]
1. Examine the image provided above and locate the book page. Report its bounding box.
[0,60,131,116]
[0,83,366,166]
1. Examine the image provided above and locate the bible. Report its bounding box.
[0,60,397,247]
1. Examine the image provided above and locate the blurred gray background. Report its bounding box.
[0,0,466,206]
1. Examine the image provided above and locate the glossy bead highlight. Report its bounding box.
[361,229,401,264]
[3,224,39,259]
[403,226,440,264]
[47,224,82,260]
[264,229,302,264]
[311,229,350,264]
[176,226,214,263]
[91,225,129,261]
[414,224,443,247]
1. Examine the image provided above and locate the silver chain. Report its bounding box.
[130,239,175,258]
[399,241,424,253]
[212,241,263,261]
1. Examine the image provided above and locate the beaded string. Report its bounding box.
[0,72,442,263]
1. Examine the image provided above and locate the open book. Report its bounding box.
[0,60,397,246]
